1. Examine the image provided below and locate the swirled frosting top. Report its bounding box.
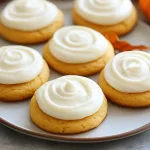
[75,0,133,25]
[36,75,104,120]
[0,46,43,84]
[50,26,108,64]
[104,51,150,93]
[0,0,58,31]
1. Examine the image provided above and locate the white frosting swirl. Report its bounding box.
[75,0,133,25]
[36,76,104,120]
[0,0,58,31]
[50,26,108,64]
[0,46,43,84]
[104,51,150,93]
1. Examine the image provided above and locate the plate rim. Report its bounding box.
[1,118,150,142]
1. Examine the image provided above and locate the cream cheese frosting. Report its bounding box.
[75,0,133,25]
[0,0,58,31]
[50,26,108,64]
[104,51,150,93]
[0,46,43,84]
[36,76,104,120]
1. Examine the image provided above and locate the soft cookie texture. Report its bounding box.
[0,61,50,101]
[99,70,150,107]
[0,11,64,44]
[43,42,114,76]
[30,95,107,134]
[72,7,137,36]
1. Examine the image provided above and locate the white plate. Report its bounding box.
[0,0,150,143]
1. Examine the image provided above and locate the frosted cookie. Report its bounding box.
[30,76,107,134]
[0,46,50,101]
[43,26,114,76]
[72,0,138,36]
[99,51,150,107]
[0,0,64,44]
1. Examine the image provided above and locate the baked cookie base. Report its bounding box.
[43,42,114,76]
[0,61,50,102]
[99,70,150,107]
[0,11,64,44]
[30,96,107,134]
[72,6,138,36]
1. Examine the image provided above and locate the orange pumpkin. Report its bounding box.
[139,0,150,20]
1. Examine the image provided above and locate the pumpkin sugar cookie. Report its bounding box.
[72,0,138,36]
[30,76,107,134]
[99,51,150,107]
[0,0,64,44]
[43,26,114,76]
[0,46,50,101]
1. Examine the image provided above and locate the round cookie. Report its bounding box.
[43,26,114,76]
[30,76,107,134]
[98,51,150,107]
[0,0,64,44]
[0,46,50,101]
[72,0,138,36]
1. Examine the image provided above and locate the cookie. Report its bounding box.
[43,26,114,76]
[0,46,50,101]
[72,0,138,36]
[0,0,64,44]
[30,76,107,134]
[99,51,150,107]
